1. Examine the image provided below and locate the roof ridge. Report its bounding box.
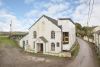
[43,15,57,21]
[43,15,58,25]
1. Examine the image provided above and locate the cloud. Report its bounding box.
[71,0,100,26]
[45,2,69,16]
[0,0,100,32]
[50,0,66,3]
[71,4,89,26]
[24,0,35,4]
[25,10,39,18]
[25,1,70,19]
[0,9,28,32]
[89,3,100,26]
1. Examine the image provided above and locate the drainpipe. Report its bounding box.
[61,25,63,52]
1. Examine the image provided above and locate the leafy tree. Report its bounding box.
[75,23,82,37]
[75,23,94,39]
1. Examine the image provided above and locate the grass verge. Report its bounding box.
[71,41,80,58]
[0,36,19,47]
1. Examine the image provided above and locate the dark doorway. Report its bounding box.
[37,43,43,53]
[40,43,43,52]
[23,41,25,49]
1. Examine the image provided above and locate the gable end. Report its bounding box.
[29,15,61,30]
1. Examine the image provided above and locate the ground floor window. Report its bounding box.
[26,40,28,45]
[51,43,55,51]
[57,42,60,47]
[33,41,35,49]
[22,40,25,48]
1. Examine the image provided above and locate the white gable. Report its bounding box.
[19,15,76,57]
[29,15,61,33]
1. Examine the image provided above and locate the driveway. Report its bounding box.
[0,38,99,67]
[0,43,70,67]
[66,38,99,67]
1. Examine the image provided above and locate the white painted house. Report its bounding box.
[20,15,76,57]
[93,26,100,56]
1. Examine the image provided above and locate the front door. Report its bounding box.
[40,43,43,52]
[37,43,43,53]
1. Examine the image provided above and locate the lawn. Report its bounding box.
[0,36,19,47]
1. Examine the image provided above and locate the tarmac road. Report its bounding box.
[66,38,99,67]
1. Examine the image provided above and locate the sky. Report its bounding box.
[0,0,100,31]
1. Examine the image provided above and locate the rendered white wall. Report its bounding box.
[20,16,76,54]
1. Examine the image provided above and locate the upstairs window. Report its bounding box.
[33,31,37,38]
[51,43,55,51]
[51,31,55,39]
[63,32,69,44]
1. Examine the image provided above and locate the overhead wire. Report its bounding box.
[87,0,94,26]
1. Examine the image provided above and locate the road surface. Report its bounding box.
[66,38,99,67]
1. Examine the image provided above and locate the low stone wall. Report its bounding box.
[44,52,71,57]
[83,37,94,43]
[24,47,72,57]
[23,41,78,58]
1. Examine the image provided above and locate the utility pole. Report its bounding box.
[9,20,12,38]
[87,0,94,42]
[87,22,89,42]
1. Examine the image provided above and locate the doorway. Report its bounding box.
[37,43,43,53]
[23,41,25,49]
[40,43,43,52]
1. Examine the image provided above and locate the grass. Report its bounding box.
[71,41,80,58]
[98,57,100,67]
[0,36,19,47]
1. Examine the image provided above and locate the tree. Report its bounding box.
[75,23,82,37]
[75,23,94,39]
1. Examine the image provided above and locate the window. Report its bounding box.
[57,42,60,47]
[51,31,55,39]
[26,40,28,45]
[33,41,35,49]
[63,32,69,44]
[33,31,37,38]
[51,43,55,51]
[22,40,25,48]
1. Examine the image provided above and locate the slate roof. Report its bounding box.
[58,18,75,24]
[43,15,58,25]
